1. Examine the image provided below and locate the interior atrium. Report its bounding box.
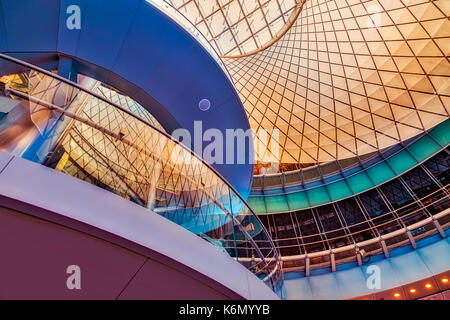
[0,0,448,301]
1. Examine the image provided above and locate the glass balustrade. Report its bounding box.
[0,53,283,295]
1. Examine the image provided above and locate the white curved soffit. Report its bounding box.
[0,151,278,300]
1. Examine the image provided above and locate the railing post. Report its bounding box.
[380,237,389,258]
[305,254,310,277]
[330,250,336,272]
[432,216,446,238]
[406,228,417,249]
[0,80,9,96]
[355,244,363,266]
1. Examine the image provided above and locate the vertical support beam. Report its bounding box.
[380,237,389,258]
[305,255,310,277]
[21,56,86,163]
[330,250,336,272]
[228,193,240,263]
[432,216,446,238]
[0,80,9,96]
[406,228,417,249]
[57,56,78,83]
[355,244,363,266]
[146,162,161,210]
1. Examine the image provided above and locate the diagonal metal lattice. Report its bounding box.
[224,0,450,164]
[161,0,450,166]
[163,0,302,56]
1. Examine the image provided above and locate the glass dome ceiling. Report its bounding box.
[153,0,450,167]
[224,0,450,165]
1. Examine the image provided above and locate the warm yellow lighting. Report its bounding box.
[225,0,450,165]
[409,288,416,294]
[394,292,401,298]
[425,283,432,289]
[442,278,448,284]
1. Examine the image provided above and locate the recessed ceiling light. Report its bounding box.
[198,98,211,111]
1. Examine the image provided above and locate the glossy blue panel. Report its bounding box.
[76,0,140,69]
[286,192,310,210]
[284,185,303,193]
[429,119,450,146]
[2,0,59,52]
[366,161,395,186]
[416,238,450,275]
[57,0,86,54]
[264,188,286,195]
[306,186,331,207]
[334,268,370,299]
[326,180,352,201]
[102,2,164,88]
[347,171,374,194]
[0,2,7,51]
[362,260,403,291]
[308,272,343,300]
[283,277,313,300]
[387,149,418,175]
[265,194,289,213]
[407,134,441,162]
[390,251,432,284]
[247,196,266,213]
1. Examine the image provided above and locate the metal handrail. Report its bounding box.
[238,206,449,263]
[209,183,449,251]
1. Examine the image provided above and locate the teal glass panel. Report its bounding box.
[407,135,441,162]
[366,161,395,186]
[286,191,309,211]
[306,186,331,207]
[347,172,373,194]
[247,196,266,214]
[326,180,352,201]
[387,149,417,175]
[429,119,450,147]
[265,194,290,213]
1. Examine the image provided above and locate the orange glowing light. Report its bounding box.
[442,278,448,284]
[425,283,432,289]
[409,288,416,293]
[394,292,401,298]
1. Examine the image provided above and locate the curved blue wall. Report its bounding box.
[0,0,253,199]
